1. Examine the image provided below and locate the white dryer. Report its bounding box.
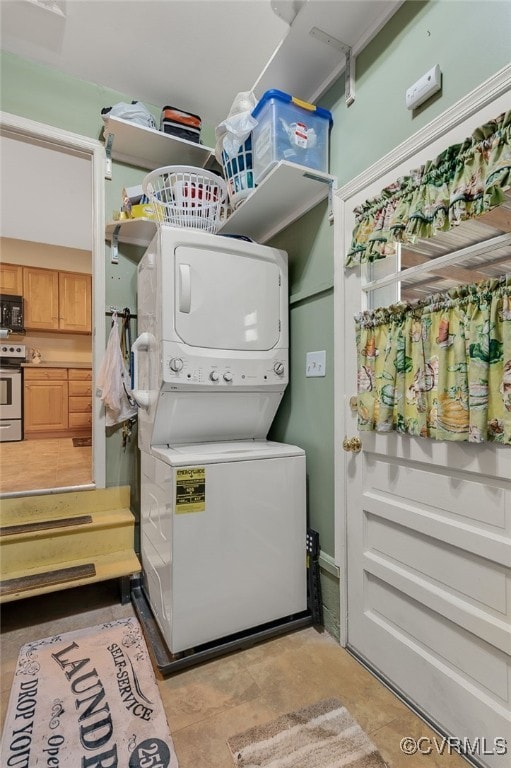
[132,226,289,450]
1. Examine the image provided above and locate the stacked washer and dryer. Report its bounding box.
[131,225,307,658]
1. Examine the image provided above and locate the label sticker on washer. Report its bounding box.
[176,467,205,513]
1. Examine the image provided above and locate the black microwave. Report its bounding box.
[0,294,25,334]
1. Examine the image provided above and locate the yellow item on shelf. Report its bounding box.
[129,203,160,220]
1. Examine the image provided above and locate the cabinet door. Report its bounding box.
[24,380,69,434]
[59,272,92,333]
[23,267,59,331]
[0,263,23,295]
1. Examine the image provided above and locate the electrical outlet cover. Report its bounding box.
[406,64,441,110]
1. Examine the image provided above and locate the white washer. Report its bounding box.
[140,440,307,654]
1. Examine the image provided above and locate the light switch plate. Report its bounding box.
[306,350,326,377]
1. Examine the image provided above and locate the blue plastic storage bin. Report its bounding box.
[251,89,333,184]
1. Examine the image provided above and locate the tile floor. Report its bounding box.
[0,580,467,768]
[0,437,92,494]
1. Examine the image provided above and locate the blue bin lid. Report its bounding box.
[252,89,333,126]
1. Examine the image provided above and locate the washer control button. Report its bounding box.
[223,372,233,383]
[209,371,219,382]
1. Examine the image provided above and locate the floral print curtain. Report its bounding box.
[356,276,511,444]
[346,111,511,268]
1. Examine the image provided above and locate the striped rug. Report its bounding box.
[227,698,387,768]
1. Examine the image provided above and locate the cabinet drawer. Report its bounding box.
[69,412,92,428]
[68,368,92,381]
[69,381,92,397]
[24,368,67,381]
[69,396,92,413]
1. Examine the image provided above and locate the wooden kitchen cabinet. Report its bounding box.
[23,267,60,331]
[68,368,93,431]
[23,266,91,334]
[24,368,69,436]
[59,272,92,333]
[24,367,92,438]
[0,263,23,295]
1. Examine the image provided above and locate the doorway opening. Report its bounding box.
[0,112,106,496]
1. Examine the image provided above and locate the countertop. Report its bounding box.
[21,362,92,369]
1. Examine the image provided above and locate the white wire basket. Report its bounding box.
[142,165,228,233]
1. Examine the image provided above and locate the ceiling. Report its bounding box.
[0,0,287,128]
[0,0,401,129]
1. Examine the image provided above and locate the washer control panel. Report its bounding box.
[163,352,287,387]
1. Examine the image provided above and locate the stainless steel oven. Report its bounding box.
[0,343,25,442]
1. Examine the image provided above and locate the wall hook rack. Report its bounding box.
[106,306,137,320]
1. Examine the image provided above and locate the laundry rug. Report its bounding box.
[72,436,92,447]
[1,616,179,768]
[227,697,388,768]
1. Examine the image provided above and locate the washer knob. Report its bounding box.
[209,371,219,382]
[169,357,183,372]
[223,372,233,382]
[274,362,285,375]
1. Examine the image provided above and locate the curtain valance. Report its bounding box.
[356,276,511,444]
[346,111,511,268]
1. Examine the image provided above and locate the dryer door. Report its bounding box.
[174,245,281,350]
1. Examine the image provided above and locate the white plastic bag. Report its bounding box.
[97,315,138,427]
[101,101,157,130]
[215,91,258,163]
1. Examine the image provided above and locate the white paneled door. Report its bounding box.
[335,76,511,768]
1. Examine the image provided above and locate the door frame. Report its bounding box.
[0,110,106,489]
[332,64,511,647]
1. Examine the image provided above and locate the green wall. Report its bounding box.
[326,0,511,186]
[2,0,510,635]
